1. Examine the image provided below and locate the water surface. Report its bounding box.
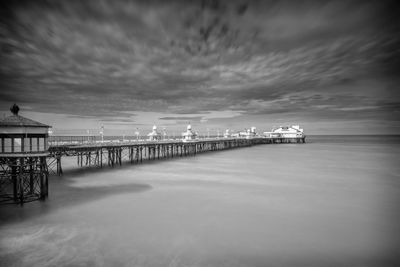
[1,136,399,266]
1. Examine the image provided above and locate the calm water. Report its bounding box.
[1,136,399,267]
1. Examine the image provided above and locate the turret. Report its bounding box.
[147,124,161,141]
[182,123,197,142]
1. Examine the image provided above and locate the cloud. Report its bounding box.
[159,116,203,121]
[0,0,399,134]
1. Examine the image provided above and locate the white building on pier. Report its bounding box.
[234,126,257,139]
[264,125,304,138]
[223,129,231,138]
[182,123,197,142]
[147,125,161,141]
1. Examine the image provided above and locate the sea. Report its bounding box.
[0,135,399,267]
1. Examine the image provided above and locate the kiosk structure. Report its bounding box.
[182,123,197,142]
[0,104,50,204]
[147,125,161,141]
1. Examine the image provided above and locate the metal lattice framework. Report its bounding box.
[45,137,306,176]
[0,156,48,205]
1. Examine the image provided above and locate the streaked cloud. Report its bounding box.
[0,0,399,134]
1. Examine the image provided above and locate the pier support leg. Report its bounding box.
[100,149,103,168]
[18,158,24,205]
[56,154,63,176]
[11,159,17,203]
[29,158,34,194]
[40,156,48,200]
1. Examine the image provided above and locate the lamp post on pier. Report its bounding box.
[48,128,53,145]
[135,128,140,141]
[100,125,104,143]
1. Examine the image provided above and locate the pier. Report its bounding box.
[1,135,305,205]
[0,105,305,205]
[47,136,306,176]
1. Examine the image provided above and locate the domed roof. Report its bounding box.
[187,124,191,130]
[152,125,157,130]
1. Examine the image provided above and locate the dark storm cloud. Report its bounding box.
[1,0,399,124]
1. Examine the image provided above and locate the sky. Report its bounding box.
[1,0,399,135]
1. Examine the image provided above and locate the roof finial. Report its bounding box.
[10,104,19,116]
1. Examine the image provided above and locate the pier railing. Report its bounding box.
[48,135,306,147]
[48,135,138,146]
[48,135,250,146]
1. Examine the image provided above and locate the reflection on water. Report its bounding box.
[1,136,400,267]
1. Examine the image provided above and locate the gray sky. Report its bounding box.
[1,0,399,135]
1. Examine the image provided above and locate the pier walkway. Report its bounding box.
[47,136,305,176]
